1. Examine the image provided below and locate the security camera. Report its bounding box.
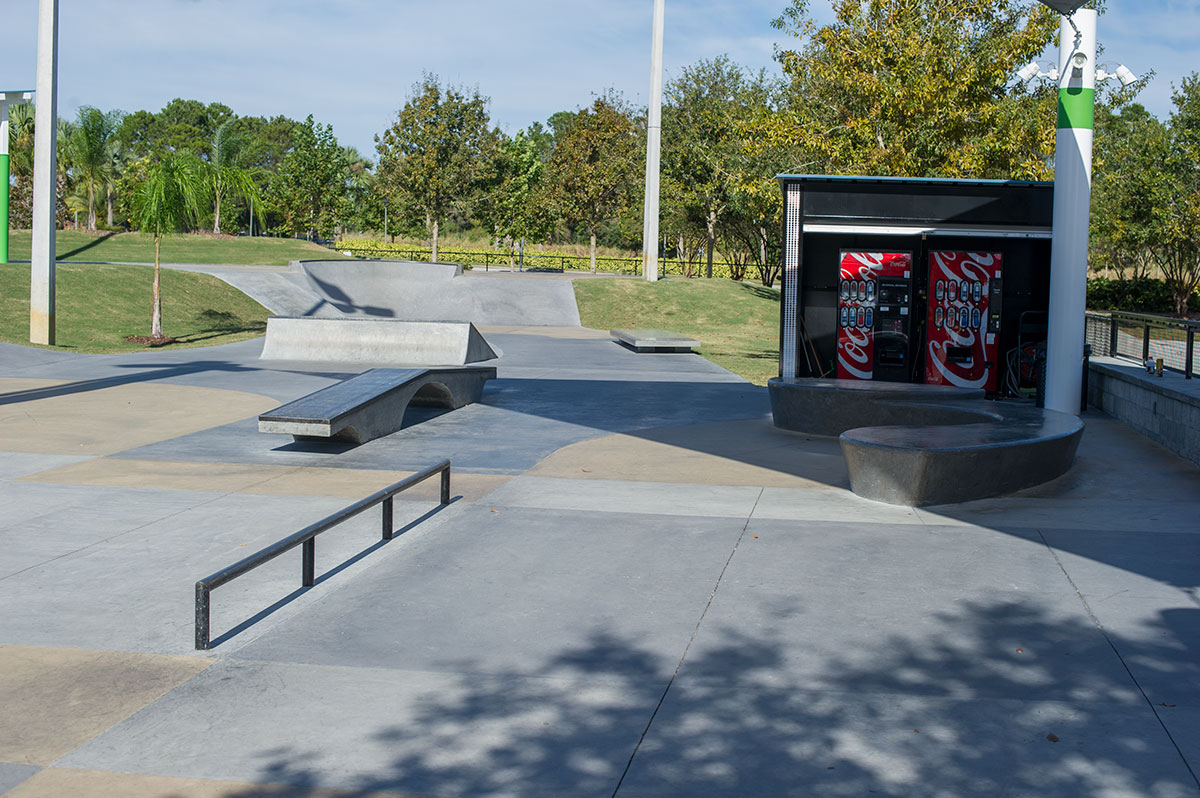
[1017,62,1041,82]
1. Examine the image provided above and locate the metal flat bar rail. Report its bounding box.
[195,460,451,650]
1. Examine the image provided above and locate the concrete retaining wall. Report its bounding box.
[1087,357,1200,468]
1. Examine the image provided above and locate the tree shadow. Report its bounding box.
[208,595,1198,797]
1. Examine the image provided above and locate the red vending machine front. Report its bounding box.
[836,251,912,381]
[925,250,1003,391]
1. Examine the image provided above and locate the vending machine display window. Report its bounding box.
[925,251,1003,391]
[836,251,913,382]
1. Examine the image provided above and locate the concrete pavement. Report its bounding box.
[1,308,1199,796]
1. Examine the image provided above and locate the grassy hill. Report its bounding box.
[5,230,349,267]
[573,277,780,385]
[0,262,270,353]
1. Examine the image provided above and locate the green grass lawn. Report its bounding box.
[0,262,270,353]
[574,277,780,385]
[5,229,349,267]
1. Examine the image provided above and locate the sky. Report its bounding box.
[2,0,1197,159]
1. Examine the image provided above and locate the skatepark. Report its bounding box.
[2,261,1199,797]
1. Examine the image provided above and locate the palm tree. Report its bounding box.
[206,120,261,234]
[65,107,122,231]
[132,152,205,339]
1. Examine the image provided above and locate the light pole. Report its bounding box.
[0,91,33,265]
[1020,1,1135,415]
[30,0,59,346]
[382,197,389,242]
[641,0,665,282]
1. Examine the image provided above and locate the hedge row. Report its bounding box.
[1087,277,1199,314]
[332,240,742,279]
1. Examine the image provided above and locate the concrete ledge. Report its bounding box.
[1087,356,1200,468]
[769,378,1083,505]
[611,329,700,353]
[259,366,496,444]
[259,317,497,365]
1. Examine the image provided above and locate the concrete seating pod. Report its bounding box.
[259,367,496,444]
[769,378,1084,506]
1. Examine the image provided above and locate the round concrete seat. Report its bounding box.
[768,377,1085,505]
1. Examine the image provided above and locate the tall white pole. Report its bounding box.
[30,0,60,345]
[1045,8,1096,414]
[641,0,665,282]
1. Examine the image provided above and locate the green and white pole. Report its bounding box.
[0,91,34,265]
[1044,8,1096,415]
[30,0,59,345]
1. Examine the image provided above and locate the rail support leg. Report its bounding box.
[382,497,393,541]
[302,538,315,587]
[195,583,210,650]
[441,467,451,505]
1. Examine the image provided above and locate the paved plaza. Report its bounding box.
[1,296,1199,796]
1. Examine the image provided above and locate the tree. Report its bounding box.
[375,76,495,261]
[543,95,640,272]
[1155,76,1200,315]
[131,152,205,339]
[65,106,123,230]
[766,0,1058,179]
[479,128,554,254]
[205,120,262,234]
[274,115,347,240]
[662,57,749,278]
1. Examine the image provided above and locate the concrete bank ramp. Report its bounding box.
[259,317,498,366]
[298,260,581,326]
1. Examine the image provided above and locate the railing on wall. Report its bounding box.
[1085,311,1198,379]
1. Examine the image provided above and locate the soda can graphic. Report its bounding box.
[857,308,866,328]
[858,280,867,300]
[960,308,970,329]
[972,307,981,328]
[840,280,850,300]
[866,281,876,302]
[934,306,944,328]
[840,306,849,327]
[961,280,971,301]
[973,281,982,302]
[948,281,958,301]
[865,307,874,328]
[935,280,945,301]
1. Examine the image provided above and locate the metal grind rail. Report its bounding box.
[1086,311,1199,378]
[195,460,451,650]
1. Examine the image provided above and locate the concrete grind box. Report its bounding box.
[777,175,1054,394]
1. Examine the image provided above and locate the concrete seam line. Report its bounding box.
[610,487,765,797]
[1036,528,1200,790]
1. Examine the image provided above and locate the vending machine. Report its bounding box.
[925,251,1003,391]
[836,251,913,382]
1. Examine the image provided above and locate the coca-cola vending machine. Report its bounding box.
[836,251,913,382]
[925,250,1003,391]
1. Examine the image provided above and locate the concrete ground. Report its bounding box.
[1,313,1199,796]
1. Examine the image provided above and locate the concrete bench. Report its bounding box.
[611,329,700,353]
[259,367,496,444]
[769,378,1084,506]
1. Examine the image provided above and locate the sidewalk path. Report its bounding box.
[1,326,1198,797]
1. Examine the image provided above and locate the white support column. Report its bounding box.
[30,0,59,345]
[1045,8,1096,415]
[641,0,665,282]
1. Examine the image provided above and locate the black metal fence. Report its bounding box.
[1085,311,1198,379]
[330,246,746,278]
[194,460,451,649]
